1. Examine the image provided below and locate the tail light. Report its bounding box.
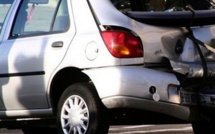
[101,30,143,58]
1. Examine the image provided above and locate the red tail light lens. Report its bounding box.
[101,30,143,58]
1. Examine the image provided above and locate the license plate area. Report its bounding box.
[200,93,215,107]
[180,90,198,105]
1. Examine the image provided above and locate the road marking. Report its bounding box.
[109,126,192,134]
[109,125,155,130]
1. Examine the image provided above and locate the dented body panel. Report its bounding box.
[90,0,215,77]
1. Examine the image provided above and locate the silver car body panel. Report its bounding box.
[57,0,144,70]
[0,0,76,111]
[83,66,180,103]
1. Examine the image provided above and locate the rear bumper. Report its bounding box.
[83,66,180,102]
[83,66,201,121]
[102,96,200,121]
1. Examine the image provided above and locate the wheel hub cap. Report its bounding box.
[61,95,89,134]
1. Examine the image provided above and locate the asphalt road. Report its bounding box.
[0,124,194,134]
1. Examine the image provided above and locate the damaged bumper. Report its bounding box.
[170,60,215,77]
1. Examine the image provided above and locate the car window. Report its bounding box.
[0,1,14,34]
[11,0,69,37]
[52,0,70,31]
[111,0,215,12]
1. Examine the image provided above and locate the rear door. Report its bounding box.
[0,0,75,111]
[0,0,14,111]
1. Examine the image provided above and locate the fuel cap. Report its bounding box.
[85,42,99,61]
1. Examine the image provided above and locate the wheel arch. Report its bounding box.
[49,67,91,113]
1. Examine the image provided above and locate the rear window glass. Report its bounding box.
[111,0,215,12]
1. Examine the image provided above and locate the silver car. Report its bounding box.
[1,0,215,133]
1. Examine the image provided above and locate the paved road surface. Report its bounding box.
[0,124,194,134]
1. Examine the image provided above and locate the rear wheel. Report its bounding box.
[57,83,109,134]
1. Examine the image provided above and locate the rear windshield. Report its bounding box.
[111,0,215,12]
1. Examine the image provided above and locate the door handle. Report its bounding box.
[52,41,63,47]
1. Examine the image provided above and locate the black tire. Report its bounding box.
[22,127,58,134]
[192,121,215,134]
[57,83,109,134]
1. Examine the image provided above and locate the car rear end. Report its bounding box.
[84,0,215,123]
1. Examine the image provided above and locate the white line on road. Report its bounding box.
[109,125,155,130]
[109,126,193,134]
